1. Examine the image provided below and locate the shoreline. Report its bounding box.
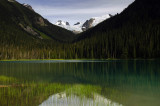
[0,58,157,62]
[0,59,116,61]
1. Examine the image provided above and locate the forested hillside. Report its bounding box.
[74,0,160,59]
[0,0,75,59]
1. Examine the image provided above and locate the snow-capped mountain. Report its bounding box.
[56,20,70,26]
[55,14,111,33]
[72,22,83,33]
[55,20,73,31]
[82,14,111,31]
[55,20,83,33]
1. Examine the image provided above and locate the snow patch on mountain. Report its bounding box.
[72,22,83,33]
[55,20,72,31]
[55,20,83,33]
[55,14,111,33]
[91,14,110,26]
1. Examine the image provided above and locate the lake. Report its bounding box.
[0,60,160,106]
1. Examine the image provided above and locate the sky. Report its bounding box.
[16,0,135,25]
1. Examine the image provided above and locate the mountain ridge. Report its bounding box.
[55,14,111,33]
[0,0,75,42]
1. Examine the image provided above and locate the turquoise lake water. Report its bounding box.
[0,60,160,106]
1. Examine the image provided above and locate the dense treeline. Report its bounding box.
[74,0,160,59]
[73,23,160,59]
[0,0,160,59]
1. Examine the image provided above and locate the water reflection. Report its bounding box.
[40,92,123,106]
[0,60,160,106]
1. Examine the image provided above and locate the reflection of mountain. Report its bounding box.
[40,91,122,106]
[55,14,111,33]
[1,60,160,105]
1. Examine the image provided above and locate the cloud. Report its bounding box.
[17,0,135,24]
[34,6,124,16]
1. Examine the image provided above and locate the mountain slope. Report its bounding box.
[0,0,75,42]
[74,0,160,58]
[0,0,75,60]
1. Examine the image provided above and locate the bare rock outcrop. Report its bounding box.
[35,17,47,26]
[19,23,43,39]
[82,18,95,31]
[23,4,34,11]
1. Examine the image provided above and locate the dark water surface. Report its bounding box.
[0,60,160,106]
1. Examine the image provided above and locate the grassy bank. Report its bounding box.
[0,76,128,106]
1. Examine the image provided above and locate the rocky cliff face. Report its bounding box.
[66,22,70,26]
[82,18,95,31]
[35,17,47,26]
[74,22,81,25]
[23,4,34,11]
[56,20,70,26]
[19,23,43,39]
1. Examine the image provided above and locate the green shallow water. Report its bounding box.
[0,60,160,106]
